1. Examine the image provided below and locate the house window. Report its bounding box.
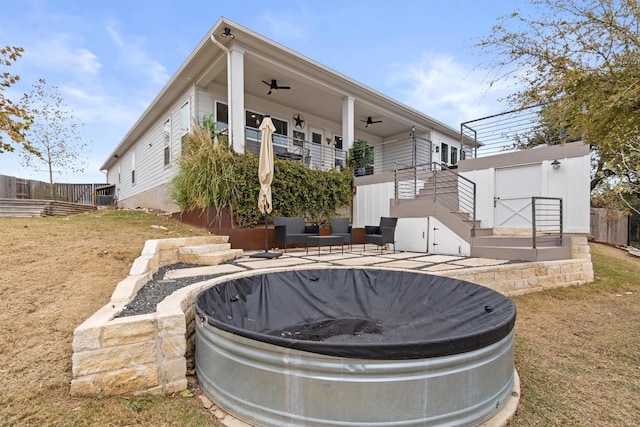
[334,136,343,149]
[245,111,289,152]
[441,143,449,164]
[451,146,458,165]
[312,132,322,144]
[216,102,228,133]
[272,117,288,146]
[131,151,136,184]
[180,101,189,153]
[163,118,171,166]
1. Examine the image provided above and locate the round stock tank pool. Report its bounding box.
[195,268,517,426]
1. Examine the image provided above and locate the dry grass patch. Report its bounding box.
[0,210,217,426]
[510,243,640,426]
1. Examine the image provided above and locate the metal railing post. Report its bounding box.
[532,197,538,249]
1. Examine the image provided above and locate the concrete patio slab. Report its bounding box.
[412,254,464,263]
[235,257,315,269]
[376,260,433,269]
[453,258,511,267]
[164,264,245,279]
[423,263,466,272]
[331,256,390,266]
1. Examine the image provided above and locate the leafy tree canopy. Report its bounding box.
[0,46,35,155]
[19,79,87,187]
[479,0,640,209]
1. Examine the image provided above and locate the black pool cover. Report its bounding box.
[195,268,516,359]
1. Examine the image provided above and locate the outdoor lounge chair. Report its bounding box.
[273,216,319,252]
[364,217,398,253]
[330,217,352,250]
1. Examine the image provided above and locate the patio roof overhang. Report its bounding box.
[101,18,460,171]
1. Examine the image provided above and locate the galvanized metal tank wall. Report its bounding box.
[196,321,515,426]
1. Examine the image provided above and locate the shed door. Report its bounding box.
[494,164,541,227]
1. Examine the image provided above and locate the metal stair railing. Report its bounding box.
[394,162,476,235]
[532,197,563,248]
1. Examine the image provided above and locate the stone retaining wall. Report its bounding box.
[70,235,229,396]
[70,235,593,397]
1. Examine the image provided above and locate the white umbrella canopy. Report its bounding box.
[257,116,276,214]
[251,116,282,258]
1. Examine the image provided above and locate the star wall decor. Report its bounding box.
[293,113,305,129]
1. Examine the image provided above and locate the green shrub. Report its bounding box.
[171,125,353,227]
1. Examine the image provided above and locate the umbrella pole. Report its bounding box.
[264,212,269,252]
[250,211,282,259]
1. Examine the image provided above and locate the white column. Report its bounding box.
[342,96,355,150]
[227,47,245,153]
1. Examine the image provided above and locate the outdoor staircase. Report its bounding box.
[178,241,243,265]
[390,166,570,262]
[470,231,570,262]
[0,198,97,217]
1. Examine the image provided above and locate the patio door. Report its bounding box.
[494,164,541,228]
[309,128,334,170]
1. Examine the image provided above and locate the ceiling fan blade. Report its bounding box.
[278,86,291,90]
[262,80,271,86]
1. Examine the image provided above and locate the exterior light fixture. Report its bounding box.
[551,159,561,169]
[221,27,235,39]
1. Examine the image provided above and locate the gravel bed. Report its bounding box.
[116,263,237,318]
[115,256,527,318]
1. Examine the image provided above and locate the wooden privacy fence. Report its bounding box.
[589,208,629,247]
[0,174,114,206]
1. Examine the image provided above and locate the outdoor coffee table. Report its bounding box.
[305,235,344,256]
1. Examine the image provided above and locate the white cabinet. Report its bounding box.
[430,217,470,256]
[395,218,429,252]
[394,217,471,256]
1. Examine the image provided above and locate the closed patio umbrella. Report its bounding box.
[251,116,282,258]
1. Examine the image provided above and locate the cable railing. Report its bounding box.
[244,128,347,171]
[394,162,476,233]
[460,104,548,158]
[532,197,563,248]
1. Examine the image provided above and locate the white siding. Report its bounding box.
[109,87,196,206]
[352,182,394,228]
[459,153,591,233]
[196,87,214,122]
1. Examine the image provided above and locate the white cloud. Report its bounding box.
[25,35,102,75]
[259,5,309,43]
[59,85,148,126]
[105,20,170,86]
[387,53,514,127]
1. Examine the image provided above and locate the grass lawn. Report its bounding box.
[0,209,638,426]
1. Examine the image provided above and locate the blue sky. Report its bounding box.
[0,0,533,183]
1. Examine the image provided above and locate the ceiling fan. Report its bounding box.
[362,117,383,127]
[262,79,291,95]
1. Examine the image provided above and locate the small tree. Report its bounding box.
[19,79,87,197]
[477,0,640,210]
[0,46,34,155]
